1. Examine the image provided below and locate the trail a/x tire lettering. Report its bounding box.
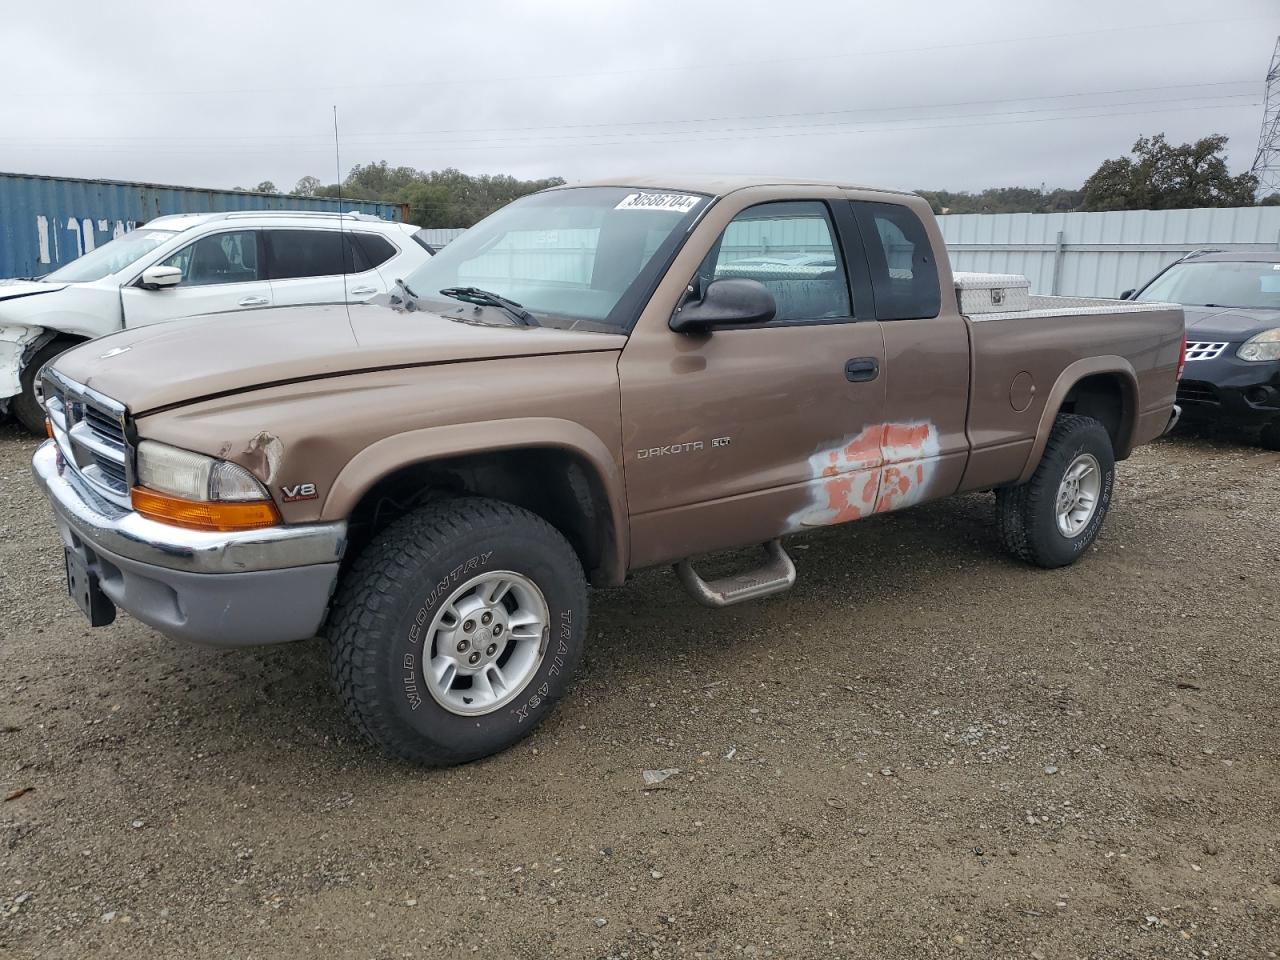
[513,609,573,723]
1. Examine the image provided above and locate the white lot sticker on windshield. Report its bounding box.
[615,192,701,213]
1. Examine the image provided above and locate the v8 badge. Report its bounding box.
[281,482,318,502]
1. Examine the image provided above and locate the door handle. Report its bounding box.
[349,286,377,297]
[238,296,269,307]
[845,357,880,382]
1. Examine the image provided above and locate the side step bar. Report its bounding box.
[675,540,797,608]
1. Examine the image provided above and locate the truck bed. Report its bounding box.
[958,286,1184,492]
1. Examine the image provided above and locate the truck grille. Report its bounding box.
[1185,341,1229,361]
[42,370,132,506]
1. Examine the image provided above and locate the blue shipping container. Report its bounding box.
[0,171,408,279]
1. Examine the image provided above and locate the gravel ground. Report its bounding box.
[1,419,1278,960]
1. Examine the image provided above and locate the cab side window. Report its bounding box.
[160,230,261,286]
[852,201,941,320]
[700,201,852,323]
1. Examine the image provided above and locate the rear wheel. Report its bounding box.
[996,414,1115,569]
[325,496,588,766]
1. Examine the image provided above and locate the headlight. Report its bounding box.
[132,440,280,531]
[1237,328,1280,362]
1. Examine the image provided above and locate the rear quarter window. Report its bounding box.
[852,201,941,321]
[349,233,397,270]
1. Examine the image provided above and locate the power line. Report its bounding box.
[0,80,1255,145]
[9,15,1272,99]
[7,98,1256,159]
[330,94,1262,150]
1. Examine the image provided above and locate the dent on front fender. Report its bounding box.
[0,325,46,400]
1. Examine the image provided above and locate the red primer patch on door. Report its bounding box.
[788,421,941,530]
[812,427,881,523]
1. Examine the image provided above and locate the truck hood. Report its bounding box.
[1184,305,1280,340]
[0,278,68,302]
[52,302,626,414]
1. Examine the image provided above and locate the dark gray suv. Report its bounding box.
[1126,251,1280,449]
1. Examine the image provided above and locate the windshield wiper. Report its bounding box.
[439,286,539,327]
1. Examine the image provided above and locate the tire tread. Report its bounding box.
[995,413,1110,569]
[325,496,585,765]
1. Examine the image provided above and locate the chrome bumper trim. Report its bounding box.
[1164,404,1182,436]
[31,440,346,574]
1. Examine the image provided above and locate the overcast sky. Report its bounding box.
[2,0,1277,195]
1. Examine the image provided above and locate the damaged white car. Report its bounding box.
[1,210,433,432]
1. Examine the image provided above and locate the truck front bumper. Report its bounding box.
[31,440,346,647]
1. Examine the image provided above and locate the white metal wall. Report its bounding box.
[415,227,466,248]
[423,206,1280,299]
[938,206,1280,298]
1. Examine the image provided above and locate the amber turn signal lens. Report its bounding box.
[45,418,54,439]
[130,487,281,532]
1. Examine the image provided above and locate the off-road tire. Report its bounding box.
[325,496,588,766]
[1259,420,1280,452]
[13,339,73,434]
[996,414,1115,569]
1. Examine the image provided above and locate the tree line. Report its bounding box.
[238,133,1276,226]
[919,134,1274,214]
[242,164,564,227]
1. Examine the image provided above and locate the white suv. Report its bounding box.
[0,211,434,431]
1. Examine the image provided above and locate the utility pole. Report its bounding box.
[1252,36,1280,198]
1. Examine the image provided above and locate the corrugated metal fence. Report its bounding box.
[0,172,408,278]
[415,206,1280,301]
[415,227,467,249]
[938,206,1280,298]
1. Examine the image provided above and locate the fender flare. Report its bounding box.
[320,417,629,582]
[1015,356,1138,484]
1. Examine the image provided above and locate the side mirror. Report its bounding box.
[1119,288,1135,300]
[139,265,183,290]
[670,278,776,334]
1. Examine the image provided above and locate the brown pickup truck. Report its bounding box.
[31,177,1185,765]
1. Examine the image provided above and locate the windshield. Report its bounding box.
[1137,260,1280,311]
[401,186,708,331]
[43,229,178,283]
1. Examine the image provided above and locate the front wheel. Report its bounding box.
[325,497,588,765]
[996,414,1116,569]
[13,339,74,434]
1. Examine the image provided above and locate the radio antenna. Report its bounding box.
[333,104,350,308]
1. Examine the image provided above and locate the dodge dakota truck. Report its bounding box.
[30,177,1185,765]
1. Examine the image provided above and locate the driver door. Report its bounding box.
[619,198,888,568]
[121,229,272,328]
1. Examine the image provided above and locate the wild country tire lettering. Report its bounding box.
[402,551,493,711]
